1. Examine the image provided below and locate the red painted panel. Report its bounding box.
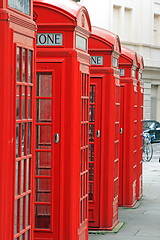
[0,5,36,239]
[88,78,101,227]
[136,55,144,200]
[34,62,61,240]
[119,86,125,205]
[119,46,138,207]
[34,1,91,239]
[89,26,121,231]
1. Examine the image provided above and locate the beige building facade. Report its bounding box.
[79,0,160,121]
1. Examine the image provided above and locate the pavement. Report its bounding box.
[89,143,160,240]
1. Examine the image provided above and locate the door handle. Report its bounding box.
[96,130,101,138]
[120,128,123,134]
[54,133,60,143]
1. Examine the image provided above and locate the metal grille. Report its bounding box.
[80,73,89,224]
[14,47,33,240]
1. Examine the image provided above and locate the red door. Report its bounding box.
[34,62,61,240]
[88,77,101,227]
[119,86,124,205]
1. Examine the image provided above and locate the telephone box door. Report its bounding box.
[89,77,101,227]
[34,62,61,239]
[119,86,124,205]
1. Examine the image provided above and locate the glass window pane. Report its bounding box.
[8,0,31,15]
[36,178,51,193]
[22,86,26,119]
[28,87,32,119]
[28,50,32,83]
[89,144,94,162]
[21,160,24,193]
[89,163,94,181]
[35,205,51,229]
[36,125,52,149]
[36,152,51,176]
[22,49,27,82]
[89,124,94,142]
[89,182,94,201]
[26,158,30,191]
[89,105,95,122]
[20,197,24,231]
[26,230,30,240]
[16,47,21,82]
[26,194,30,227]
[22,123,26,156]
[26,231,30,240]
[27,123,31,155]
[16,123,20,158]
[20,234,25,240]
[37,73,52,97]
[36,99,52,123]
[15,161,20,195]
[14,200,18,235]
[36,178,51,203]
[90,85,95,103]
[36,191,51,203]
[16,86,20,120]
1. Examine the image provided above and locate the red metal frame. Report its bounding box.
[136,54,144,200]
[0,1,36,239]
[35,63,61,238]
[88,26,121,230]
[15,47,34,240]
[0,10,14,240]
[119,46,138,207]
[33,1,91,240]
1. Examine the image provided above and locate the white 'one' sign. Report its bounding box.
[37,33,63,46]
[91,56,103,65]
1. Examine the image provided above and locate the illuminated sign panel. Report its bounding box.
[91,56,103,65]
[37,33,63,46]
[76,35,87,50]
[120,69,125,76]
[8,0,31,15]
[112,57,118,67]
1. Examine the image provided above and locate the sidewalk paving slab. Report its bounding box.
[89,143,160,240]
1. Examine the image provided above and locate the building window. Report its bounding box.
[153,14,160,45]
[113,5,121,36]
[124,7,132,41]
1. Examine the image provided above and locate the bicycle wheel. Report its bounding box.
[142,142,153,162]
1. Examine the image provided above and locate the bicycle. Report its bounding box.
[142,132,154,162]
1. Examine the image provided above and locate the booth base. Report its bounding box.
[89,221,124,234]
[119,201,141,209]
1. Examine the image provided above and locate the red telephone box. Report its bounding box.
[88,26,121,230]
[33,1,91,240]
[0,1,36,239]
[136,54,144,200]
[119,46,138,207]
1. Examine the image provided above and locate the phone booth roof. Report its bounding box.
[33,0,91,33]
[89,26,121,53]
[120,46,138,67]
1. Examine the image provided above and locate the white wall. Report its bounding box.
[80,0,160,121]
